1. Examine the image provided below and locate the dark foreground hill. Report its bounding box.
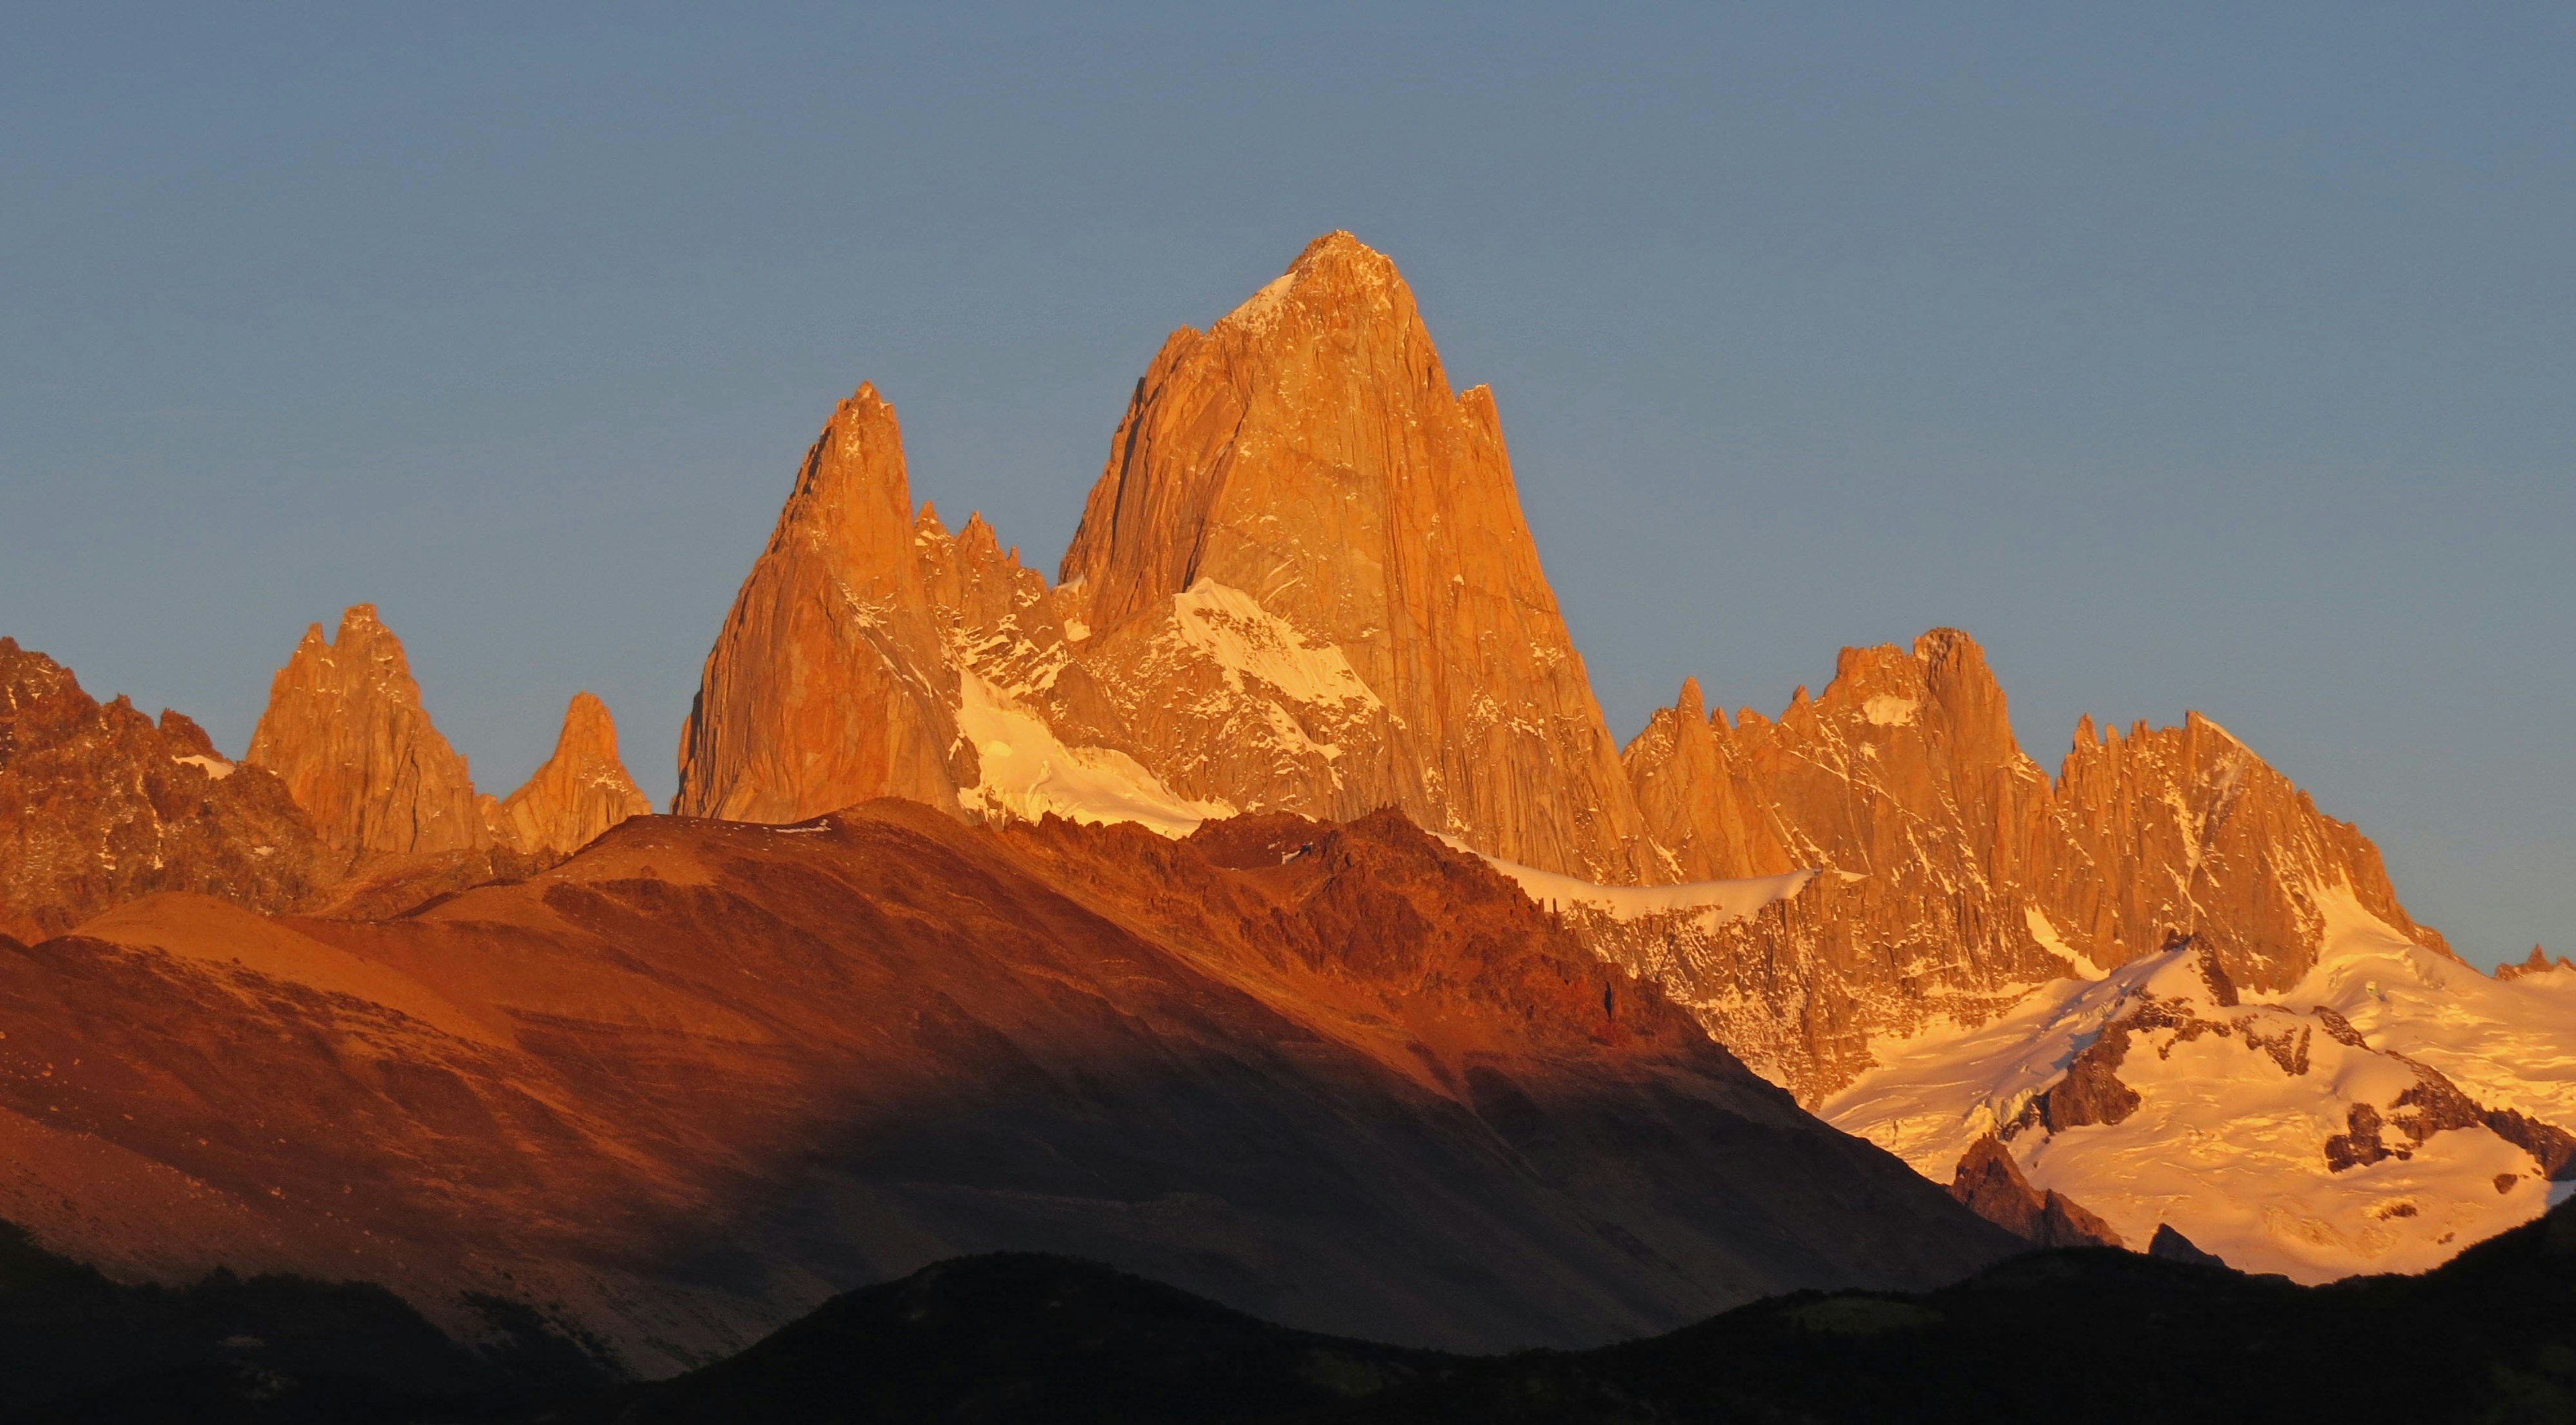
[16,1198,2575,1422]
[558,1194,2576,1425]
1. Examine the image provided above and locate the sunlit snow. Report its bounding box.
[954,670,1235,837]
[1822,890,2575,1281]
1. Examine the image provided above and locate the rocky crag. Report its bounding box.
[673,236,2459,1114]
[239,606,649,908]
[1607,629,2455,1102]
[1946,1135,2122,1249]
[0,638,327,941]
[1,611,654,940]
[246,604,492,876]
[497,692,653,859]
[678,233,1654,881]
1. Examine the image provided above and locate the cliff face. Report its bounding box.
[645,230,2464,1126]
[678,235,1654,880]
[673,386,971,823]
[494,692,651,858]
[2045,710,2452,993]
[244,604,489,874]
[1612,629,2454,1101]
[1054,233,1652,881]
[0,639,325,940]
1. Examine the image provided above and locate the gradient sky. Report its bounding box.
[5,3,2569,968]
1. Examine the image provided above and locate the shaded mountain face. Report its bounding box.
[1609,628,2455,1102]
[0,638,326,942]
[0,802,2013,1373]
[675,234,1654,880]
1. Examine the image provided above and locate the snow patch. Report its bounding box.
[1863,695,1919,727]
[1440,837,1815,933]
[2025,904,2108,980]
[172,754,235,780]
[1219,272,1297,331]
[1169,580,1383,711]
[955,670,1234,837]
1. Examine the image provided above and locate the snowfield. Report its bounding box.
[1821,886,2576,1281]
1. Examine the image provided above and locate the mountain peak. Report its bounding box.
[496,691,650,857]
[244,605,487,871]
[1053,233,1654,880]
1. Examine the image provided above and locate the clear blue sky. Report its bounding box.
[5,3,2569,967]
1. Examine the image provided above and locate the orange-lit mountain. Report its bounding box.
[647,230,2560,1287]
[5,227,2549,1353]
[1607,628,2456,1101]
[0,802,2015,1371]
[678,234,1654,880]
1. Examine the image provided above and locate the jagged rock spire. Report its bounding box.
[496,692,651,857]
[245,604,488,872]
[1056,231,1656,880]
[674,384,967,822]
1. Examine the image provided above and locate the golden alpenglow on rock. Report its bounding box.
[495,691,651,857]
[1607,627,2455,1101]
[244,604,490,874]
[673,384,971,822]
[1055,233,1656,881]
[677,233,1658,880]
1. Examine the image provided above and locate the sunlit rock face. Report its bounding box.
[245,603,490,874]
[673,234,1656,882]
[673,384,975,823]
[494,691,651,859]
[1052,232,1655,882]
[1610,628,2455,1102]
[0,639,325,941]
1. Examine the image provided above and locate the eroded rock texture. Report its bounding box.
[496,691,651,858]
[245,604,490,874]
[0,639,325,940]
[1610,629,2455,1101]
[674,234,1653,880]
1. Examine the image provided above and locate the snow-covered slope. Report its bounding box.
[1819,888,2576,1282]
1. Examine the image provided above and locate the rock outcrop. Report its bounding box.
[2496,946,2572,982]
[673,386,972,823]
[244,605,490,874]
[0,639,326,940]
[1051,232,1654,881]
[1609,628,2456,1100]
[1948,1135,2123,1249]
[494,692,651,858]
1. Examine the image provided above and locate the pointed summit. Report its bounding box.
[244,604,488,871]
[496,692,651,857]
[1055,232,1655,880]
[674,384,966,823]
